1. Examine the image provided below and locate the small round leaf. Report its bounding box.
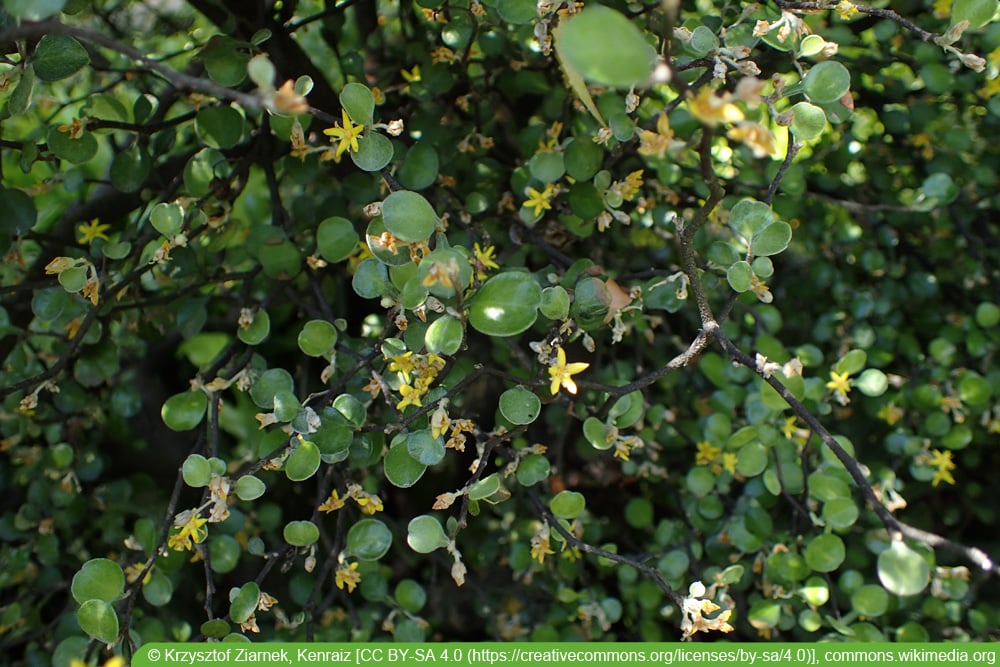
[235,475,266,501]
[550,490,586,519]
[229,582,260,623]
[407,515,450,554]
[317,216,359,263]
[182,454,212,488]
[298,319,338,357]
[346,518,393,560]
[555,5,656,88]
[71,558,125,604]
[469,272,542,337]
[727,261,753,293]
[803,61,851,105]
[382,190,439,242]
[77,600,118,644]
[284,520,320,547]
[384,440,427,488]
[425,315,464,355]
[805,534,845,572]
[877,540,930,596]
[351,132,394,172]
[406,430,446,466]
[47,126,98,164]
[33,34,90,81]
[237,310,270,345]
[516,454,551,487]
[161,391,208,432]
[498,386,541,425]
[285,440,320,481]
[340,82,375,126]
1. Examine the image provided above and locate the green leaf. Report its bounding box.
[822,497,859,530]
[497,0,536,23]
[7,64,34,116]
[406,429,446,466]
[736,442,768,476]
[209,535,241,574]
[351,132,394,172]
[958,371,992,406]
[5,0,66,21]
[272,389,301,422]
[554,5,656,88]
[33,34,89,81]
[791,102,827,140]
[229,582,260,623]
[202,37,248,87]
[246,54,275,89]
[196,106,245,149]
[407,515,450,554]
[201,619,231,639]
[425,315,463,355]
[583,417,612,450]
[77,600,118,644]
[498,386,541,425]
[47,126,98,164]
[398,142,440,190]
[384,440,427,488]
[975,302,1000,327]
[805,534,845,572]
[353,257,392,299]
[237,310,270,345]
[250,368,294,409]
[182,454,212,488]
[803,61,851,105]
[468,473,501,501]
[382,190,439,242]
[877,540,930,596]
[688,26,719,56]
[952,0,998,28]
[346,518,393,560]
[834,349,867,375]
[71,558,125,604]
[469,272,542,337]
[751,221,792,256]
[855,368,888,396]
[317,216,359,263]
[298,319,338,357]
[727,261,753,292]
[285,440,320,481]
[110,145,151,193]
[235,475,266,501]
[728,199,774,240]
[0,187,37,242]
[539,286,571,320]
[161,391,208,432]
[142,570,174,607]
[283,520,320,547]
[516,454,551,487]
[150,202,185,237]
[550,490,586,519]
[58,266,87,292]
[395,579,427,613]
[333,393,366,428]
[851,584,889,617]
[340,82,375,126]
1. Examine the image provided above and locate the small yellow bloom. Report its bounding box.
[826,370,851,398]
[638,114,675,158]
[473,242,500,280]
[688,88,744,126]
[728,122,778,158]
[836,0,859,20]
[45,256,78,274]
[58,117,86,139]
[401,65,421,83]
[430,404,451,439]
[781,416,798,440]
[389,351,417,383]
[927,449,956,487]
[335,561,361,592]
[323,108,364,159]
[524,184,555,217]
[77,219,111,244]
[167,510,208,551]
[695,441,721,466]
[319,489,346,512]
[530,525,555,564]
[396,382,423,410]
[877,402,903,426]
[547,346,589,395]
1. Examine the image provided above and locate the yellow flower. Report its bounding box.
[45,256,78,274]
[58,117,86,139]
[637,114,675,158]
[335,562,361,592]
[928,449,956,487]
[430,404,451,439]
[389,351,417,383]
[77,219,111,244]
[687,88,744,126]
[836,0,859,19]
[877,402,903,426]
[401,65,421,83]
[323,108,364,159]
[167,510,208,551]
[524,184,555,217]
[530,525,555,564]
[781,416,798,440]
[728,122,778,158]
[473,242,500,280]
[319,489,346,512]
[722,452,738,476]
[547,346,589,395]
[826,370,851,398]
[396,382,423,410]
[695,441,721,466]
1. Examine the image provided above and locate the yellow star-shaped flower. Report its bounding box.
[928,449,956,487]
[323,108,364,158]
[826,370,851,397]
[524,184,555,217]
[547,346,589,395]
[77,219,111,244]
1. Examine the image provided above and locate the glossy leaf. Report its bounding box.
[285,440,320,481]
[407,515,450,554]
[803,61,851,105]
[316,216,359,263]
[229,582,260,623]
[384,440,427,488]
[33,34,89,81]
[71,558,125,604]
[77,600,118,644]
[298,319,338,357]
[877,540,930,596]
[555,5,656,88]
[161,391,208,432]
[498,386,541,425]
[346,518,393,560]
[381,190,438,242]
[283,520,320,547]
[182,454,212,488]
[469,272,542,337]
[550,490,586,519]
[340,82,375,126]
